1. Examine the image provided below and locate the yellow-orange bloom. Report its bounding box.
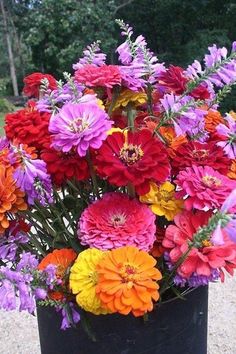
[0,165,27,234]
[109,89,147,112]
[204,109,223,133]
[96,246,162,317]
[140,181,183,221]
[70,248,109,315]
[228,160,236,180]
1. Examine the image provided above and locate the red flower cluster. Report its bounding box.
[5,104,51,153]
[75,64,121,88]
[158,65,210,99]
[23,72,57,98]
[171,141,231,175]
[94,129,170,195]
[41,145,89,186]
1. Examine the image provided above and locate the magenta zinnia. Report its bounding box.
[49,102,112,157]
[78,192,156,251]
[175,165,236,210]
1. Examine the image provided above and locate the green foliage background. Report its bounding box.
[0,0,236,110]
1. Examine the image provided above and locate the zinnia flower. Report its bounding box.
[49,102,112,157]
[175,165,236,210]
[204,109,224,133]
[140,181,183,221]
[23,72,57,98]
[5,104,51,152]
[69,248,108,315]
[94,129,170,195]
[38,249,77,277]
[38,249,77,300]
[75,64,121,88]
[0,165,27,234]
[78,192,156,251]
[109,89,147,112]
[96,246,162,317]
[41,144,89,186]
[163,211,236,280]
[171,141,231,176]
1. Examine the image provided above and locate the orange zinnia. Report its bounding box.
[228,160,236,180]
[0,165,27,234]
[204,110,223,133]
[38,248,77,279]
[96,246,162,317]
[159,126,187,158]
[38,248,77,300]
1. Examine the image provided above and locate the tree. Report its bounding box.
[0,0,19,95]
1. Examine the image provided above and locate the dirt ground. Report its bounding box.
[0,276,235,354]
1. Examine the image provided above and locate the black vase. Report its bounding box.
[37,285,208,354]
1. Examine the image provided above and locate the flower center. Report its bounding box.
[56,265,66,278]
[119,144,144,165]
[118,263,138,287]
[88,271,98,285]
[68,118,89,133]
[192,149,209,160]
[202,240,212,247]
[158,189,173,202]
[202,175,221,187]
[110,213,127,227]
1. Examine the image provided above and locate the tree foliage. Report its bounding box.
[0,0,236,109]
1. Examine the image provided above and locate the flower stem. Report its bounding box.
[86,151,100,199]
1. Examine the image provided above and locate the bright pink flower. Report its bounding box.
[175,165,236,210]
[74,64,121,88]
[163,210,236,279]
[78,192,156,251]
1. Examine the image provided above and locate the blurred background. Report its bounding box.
[0,0,236,113]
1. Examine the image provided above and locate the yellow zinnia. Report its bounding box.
[140,181,183,221]
[69,248,109,315]
[109,89,147,112]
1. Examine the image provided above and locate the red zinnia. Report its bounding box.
[171,141,231,176]
[75,64,121,88]
[5,104,51,152]
[23,72,57,98]
[41,144,89,186]
[94,129,170,195]
[158,65,187,94]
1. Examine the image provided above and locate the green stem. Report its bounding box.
[126,103,136,131]
[108,86,121,117]
[86,151,100,199]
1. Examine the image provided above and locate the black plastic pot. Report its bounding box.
[37,285,208,354]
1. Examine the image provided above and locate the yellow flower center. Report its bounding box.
[202,175,221,187]
[88,270,98,285]
[158,189,173,202]
[119,144,144,165]
[202,240,212,247]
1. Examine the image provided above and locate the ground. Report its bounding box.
[0,277,235,354]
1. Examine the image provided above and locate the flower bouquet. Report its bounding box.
[1,20,236,354]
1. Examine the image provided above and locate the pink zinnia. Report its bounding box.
[163,210,236,279]
[78,192,156,251]
[175,165,236,210]
[74,64,121,88]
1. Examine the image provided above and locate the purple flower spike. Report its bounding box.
[49,102,113,157]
